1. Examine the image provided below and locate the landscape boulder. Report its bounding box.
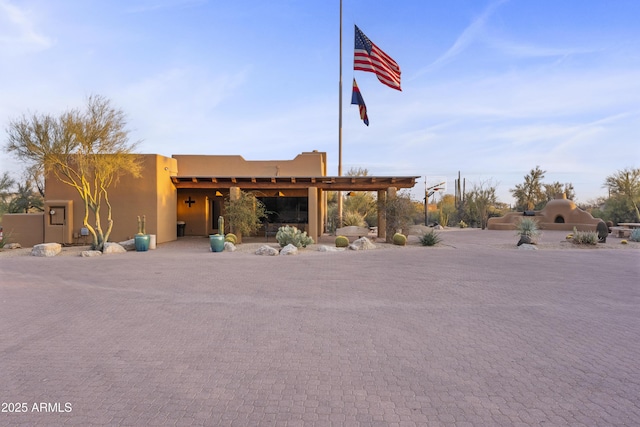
[349,237,376,251]
[517,235,534,246]
[280,244,298,255]
[596,221,608,243]
[5,243,22,249]
[224,242,236,252]
[103,242,126,254]
[31,243,61,257]
[255,245,279,256]
[118,239,136,251]
[317,245,343,252]
[518,243,538,250]
[81,250,103,257]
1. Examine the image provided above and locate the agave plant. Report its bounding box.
[419,230,442,247]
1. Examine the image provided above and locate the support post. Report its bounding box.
[229,186,241,243]
[377,190,386,240]
[307,187,319,243]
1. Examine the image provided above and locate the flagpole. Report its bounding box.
[337,0,343,227]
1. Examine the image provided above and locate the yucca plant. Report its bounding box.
[515,217,541,246]
[342,211,367,227]
[515,217,540,238]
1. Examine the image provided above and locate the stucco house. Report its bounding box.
[2,151,419,247]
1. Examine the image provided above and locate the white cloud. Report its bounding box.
[412,0,509,77]
[0,0,53,55]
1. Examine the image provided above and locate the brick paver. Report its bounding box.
[1,230,639,426]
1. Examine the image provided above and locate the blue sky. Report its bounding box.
[1,0,639,205]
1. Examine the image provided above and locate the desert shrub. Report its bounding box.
[458,220,468,228]
[392,233,407,246]
[224,191,267,238]
[419,230,441,246]
[276,225,314,248]
[335,235,349,248]
[342,211,367,227]
[515,218,541,238]
[224,233,237,244]
[630,229,640,242]
[572,227,598,245]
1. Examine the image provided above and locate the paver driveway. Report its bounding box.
[1,230,639,426]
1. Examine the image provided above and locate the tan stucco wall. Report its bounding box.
[488,195,602,231]
[1,213,44,247]
[9,151,340,246]
[172,151,327,177]
[176,189,213,236]
[44,200,74,244]
[155,156,179,243]
[44,154,177,244]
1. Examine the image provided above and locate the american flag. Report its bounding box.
[351,78,369,126]
[354,25,401,91]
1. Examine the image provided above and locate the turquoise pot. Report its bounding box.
[135,234,150,251]
[209,234,225,252]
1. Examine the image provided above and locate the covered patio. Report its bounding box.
[171,175,420,242]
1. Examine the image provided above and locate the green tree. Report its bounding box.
[543,181,575,202]
[436,194,456,227]
[343,192,377,227]
[465,180,498,230]
[510,166,546,210]
[8,179,43,213]
[592,196,637,224]
[0,171,16,216]
[603,167,640,221]
[224,190,267,242]
[4,95,141,251]
[382,191,418,242]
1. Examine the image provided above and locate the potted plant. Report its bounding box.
[209,215,225,252]
[515,217,540,246]
[135,215,150,251]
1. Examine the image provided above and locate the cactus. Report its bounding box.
[335,235,349,248]
[218,216,225,235]
[224,233,237,244]
[393,232,407,246]
[419,230,441,247]
[137,215,146,235]
[276,225,314,248]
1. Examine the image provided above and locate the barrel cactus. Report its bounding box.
[335,235,349,248]
[392,233,407,246]
[224,233,237,244]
